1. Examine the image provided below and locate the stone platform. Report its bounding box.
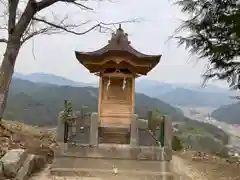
[51,143,173,179]
[51,157,173,180]
[53,111,173,179]
[54,143,172,161]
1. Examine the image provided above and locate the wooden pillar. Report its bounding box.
[131,77,135,114]
[98,76,103,119]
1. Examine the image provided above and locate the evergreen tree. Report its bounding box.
[175,0,240,88]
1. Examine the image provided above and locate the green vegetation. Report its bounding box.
[4,78,185,126]
[172,136,183,151]
[5,78,230,154]
[175,0,240,89]
[211,102,240,124]
[174,118,229,153]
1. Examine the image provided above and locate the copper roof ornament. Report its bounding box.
[108,24,130,49]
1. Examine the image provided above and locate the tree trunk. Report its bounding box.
[0,35,21,122]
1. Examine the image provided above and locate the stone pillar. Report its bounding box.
[80,105,88,120]
[56,111,64,143]
[75,110,81,134]
[89,112,99,146]
[147,110,152,130]
[130,114,138,146]
[163,115,172,150]
[56,111,68,154]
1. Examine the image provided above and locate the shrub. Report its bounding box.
[172,135,183,151]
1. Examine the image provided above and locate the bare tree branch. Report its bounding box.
[32,16,139,36]
[21,26,61,44]
[64,0,93,10]
[32,17,102,35]
[0,38,8,43]
[36,0,59,11]
[36,0,93,11]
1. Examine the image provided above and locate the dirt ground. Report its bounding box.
[173,151,240,180]
[29,153,240,180]
[1,120,240,180]
[0,120,56,166]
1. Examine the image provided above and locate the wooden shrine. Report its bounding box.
[75,25,161,127]
[52,25,173,180]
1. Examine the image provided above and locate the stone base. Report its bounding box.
[54,143,172,161]
[50,157,174,180]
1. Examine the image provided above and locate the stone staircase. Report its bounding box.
[99,127,130,144]
[50,157,174,180]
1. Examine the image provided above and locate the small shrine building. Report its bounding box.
[75,25,161,128]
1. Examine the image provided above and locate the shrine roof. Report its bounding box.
[75,25,162,62]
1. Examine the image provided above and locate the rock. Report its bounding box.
[15,154,35,180]
[1,149,27,178]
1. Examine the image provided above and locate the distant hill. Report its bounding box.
[13,72,97,87]
[5,77,230,153]
[14,72,238,108]
[5,78,184,126]
[211,102,240,124]
[135,79,176,96]
[159,88,236,108]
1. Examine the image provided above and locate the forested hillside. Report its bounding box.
[14,72,237,108]
[4,78,184,126]
[211,102,240,124]
[4,78,230,153]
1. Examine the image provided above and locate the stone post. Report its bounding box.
[74,110,81,134]
[163,115,172,150]
[147,110,152,130]
[56,111,68,154]
[130,114,138,146]
[89,112,99,146]
[80,105,88,120]
[56,111,64,143]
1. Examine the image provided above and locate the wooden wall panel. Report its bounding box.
[100,77,134,126]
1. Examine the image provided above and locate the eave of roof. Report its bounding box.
[75,26,161,63]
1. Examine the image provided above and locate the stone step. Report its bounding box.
[50,168,174,180]
[51,157,170,171]
[99,136,130,144]
[50,158,173,180]
[99,127,130,134]
[99,127,130,144]
[58,143,172,161]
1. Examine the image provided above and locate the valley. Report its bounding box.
[179,106,240,152]
[1,72,240,180]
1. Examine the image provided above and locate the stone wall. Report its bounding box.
[54,143,172,161]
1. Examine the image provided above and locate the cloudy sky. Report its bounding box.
[0,0,228,87]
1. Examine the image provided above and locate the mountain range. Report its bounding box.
[5,73,230,153]
[13,72,238,108]
[5,78,184,126]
